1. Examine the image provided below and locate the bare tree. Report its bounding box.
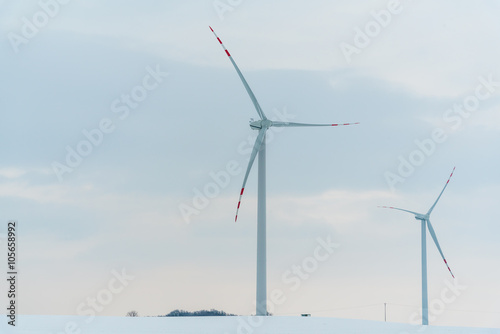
[126,310,139,317]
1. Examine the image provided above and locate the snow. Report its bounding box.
[2,316,499,334]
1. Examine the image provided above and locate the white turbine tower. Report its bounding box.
[380,167,456,325]
[209,27,359,316]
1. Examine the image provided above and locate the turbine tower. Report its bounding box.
[209,27,358,316]
[380,167,456,325]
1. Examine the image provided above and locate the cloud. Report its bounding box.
[0,167,27,179]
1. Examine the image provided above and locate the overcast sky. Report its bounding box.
[0,0,499,329]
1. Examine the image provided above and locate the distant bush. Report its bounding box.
[126,310,139,317]
[161,309,236,317]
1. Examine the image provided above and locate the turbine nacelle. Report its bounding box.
[414,214,428,221]
[250,119,272,130]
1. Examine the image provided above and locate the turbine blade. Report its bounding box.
[272,121,360,127]
[378,206,421,217]
[426,219,455,278]
[235,129,267,222]
[209,26,267,120]
[427,167,456,215]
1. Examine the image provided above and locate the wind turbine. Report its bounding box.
[380,167,456,325]
[209,27,359,316]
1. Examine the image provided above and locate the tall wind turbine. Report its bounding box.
[380,167,456,325]
[209,27,358,316]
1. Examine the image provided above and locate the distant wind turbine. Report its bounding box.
[380,167,456,325]
[209,26,359,316]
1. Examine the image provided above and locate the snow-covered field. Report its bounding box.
[2,316,499,334]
